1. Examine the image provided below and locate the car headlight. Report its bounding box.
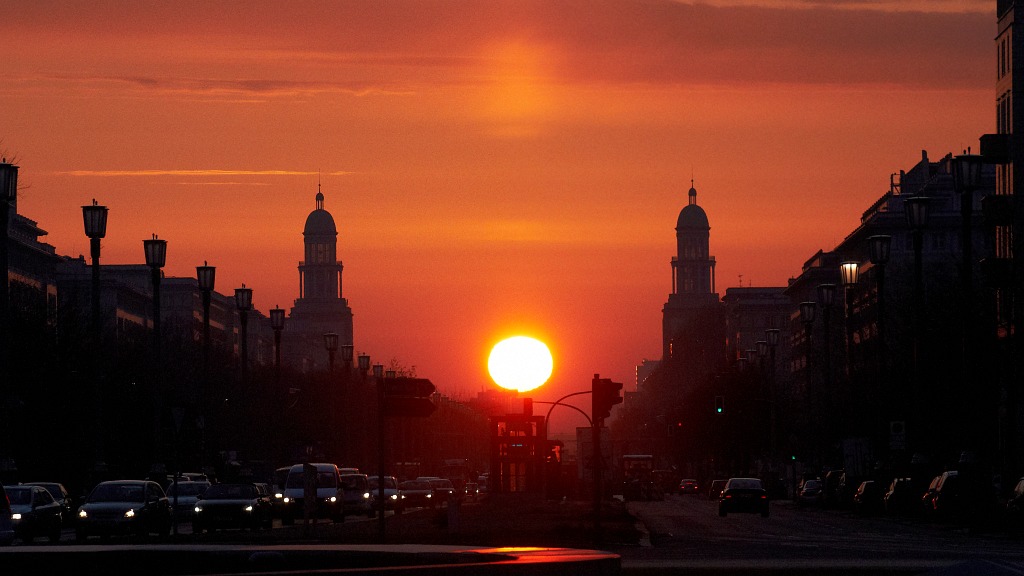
[124,509,135,518]
[11,513,21,521]
[362,492,370,500]
[328,496,337,503]
[194,506,203,513]
[79,509,88,519]
[274,493,283,500]
[425,493,432,499]
[390,494,398,500]
[282,497,291,503]
[244,505,253,512]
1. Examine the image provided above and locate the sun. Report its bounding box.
[488,336,553,393]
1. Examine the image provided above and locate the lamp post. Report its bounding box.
[234,285,253,386]
[197,263,216,382]
[868,236,891,358]
[905,196,931,417]
[196,262,215,468]
[373,362,386,542]
[144,234,167,469]
[82,198,108,476]
[765,328,780,470]
[817,283,836,397]
[323,332,339,375]
[271,307,285,379]
[800,301,817,464]
[841,261,860,377]
[952,154,984,449]
[0,161,17,456]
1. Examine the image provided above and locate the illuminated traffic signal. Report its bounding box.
[715,395,724,414]
[592,374,624,421]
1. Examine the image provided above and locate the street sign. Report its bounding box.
[384,395,437,418]
[384,378,435,398]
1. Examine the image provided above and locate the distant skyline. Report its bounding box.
[0,1,994,434]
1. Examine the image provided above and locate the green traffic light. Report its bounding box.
[716,407,722,413]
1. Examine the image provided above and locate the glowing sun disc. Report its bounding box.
[488,336,553,393]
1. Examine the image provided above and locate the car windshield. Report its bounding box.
[90,483,145,503]
[728,479,763,490]
[429,479,452,489]
[803,480,821,490]
[203,484,256,499]
[5,487,31,505]
[168,482,207,497]
[368,477,397,489]
[341,476,367,490]
[285,470,338,489]
[401,481,429,491]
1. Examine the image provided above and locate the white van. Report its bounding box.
[280,463,344,524]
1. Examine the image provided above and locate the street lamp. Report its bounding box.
[0,161,17,448]
[82,198,108,475]
[144,234,167,469]
[197,263,216,375]
[765,328,780,468]
[271,307,285,375]
[799,301,817,444]
[234,285,253,385]
[951,153,984,444]
[323,332,339,375]
[196,262,215,471]
[841,261,860,375]
[373,362,385,542]
[905,196,931,410]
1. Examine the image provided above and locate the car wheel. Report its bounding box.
[193,523,203,534]
[22,532,33,544]
[49,525,62,543]
[75,529,86,543]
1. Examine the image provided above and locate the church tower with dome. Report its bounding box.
[283,188,354,371]
[662,182,725,378]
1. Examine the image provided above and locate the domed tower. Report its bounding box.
[662,181,724,374]
[284,188,354,371]
[674,184,715,295]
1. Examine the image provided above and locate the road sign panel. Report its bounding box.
[384,395,437,418]
[384,378,435,398]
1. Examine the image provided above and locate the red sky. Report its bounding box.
[0,0,995,438]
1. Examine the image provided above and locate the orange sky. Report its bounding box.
[0,0,995,437]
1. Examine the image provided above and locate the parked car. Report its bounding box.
[76,480,172,541]
[368,475,402,513]
[398,480,434,508]
[883,477,917,515]
[166,480,210,520]
[707,479,727,500]
[192,483,273,532]
[0,484,13,545]
[921,474,943,514]
[796,479,823,507]
[852,480,884,515]
[341,473,372,517]
[928,471,960,517]
[718,477,769,517]
[822,469,846,508]
[24,482,74,524]
[678,479,700,495]
[280,463,344,524]
[1005,476,1024,526]
[5,485,63,543]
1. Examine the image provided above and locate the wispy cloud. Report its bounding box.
[59,169,353,177]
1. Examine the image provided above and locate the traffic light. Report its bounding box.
[715,395,724,414]
[592,374,624,421]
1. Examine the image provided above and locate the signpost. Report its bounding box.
[383,377,436,418]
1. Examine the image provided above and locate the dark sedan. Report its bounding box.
[24,482,74,524]
[398,480,434,509]
[76,480,172,541]
[192,483,272,532]
[718,477,769,517]
[5,485,63,543]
